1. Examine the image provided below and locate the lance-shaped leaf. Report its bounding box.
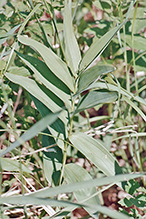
[5,73,68,123]
[0,158,32,173]
[18,36,75,91]
[0,24,21,45]
[88,81,146,107]
[77,65,115,94]
[79,25,123,70]
[29,95,65,186]
[79,0,136,70]
[75,89,118,114]
[15,52,71,107]
[22,173,143,198]
[0,111,60,157]
[5,73,61,112]
[64,0,81,76]
[69,132,116,176]
[0,195,133,218]
[87,81,146,122]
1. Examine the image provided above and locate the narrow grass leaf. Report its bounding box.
[75,89,118,114]
[24,173,143,198]
[6,72,68,123]
[79,25,123,70]
[18,36,74,91]
[89,205,132,219]
[64,0,81,75]
[77,65,115,93]
[0,111,60,157]
[0,196,82,208]
[43,205,132,219]
[0,196,132,219]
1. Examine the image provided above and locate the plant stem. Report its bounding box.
[131,1,138,93]
[59,82,77,185]
[117,0,129,92]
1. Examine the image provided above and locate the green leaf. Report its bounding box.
[75,89,118,114]
[64,163,100,218]
[23,173,143,198]
[17,3,41,36]
[77,65,115,94]
[0,24,21,45]
[0,195,133,218]
[64,0,81,76]
[30,95,64,186]
[0,111,60,157]
[0,196,82,208]
[18,36,75,91]
[15,52,70,101]
[8,66,30,77]
[0,158,32,173]
[88,81,146,107]
[5,73,68,121]
[69,132,116,176]
[79,0,136,70]
[122,96,146,122]
[79,25,123,70]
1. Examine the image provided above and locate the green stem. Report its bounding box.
[131,1,138,93]
[43,0,68,64]
[59,84,77,185]
[117,0,129,92]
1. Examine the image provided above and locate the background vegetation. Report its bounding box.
[0,0,146,218]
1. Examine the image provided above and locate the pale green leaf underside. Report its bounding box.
[0,111,60,157]
[88,81,146,107]
[17,53,71,108]
[5,73,67,119]
[0,157,32,173]
[75,90,118,114]
[20,173,144,198]
[69,132,116,176]
[88,82,146,121]
[18,36,75,91]
[64,0,81,75]
[79,25,123,70]
[0,196,132,218]
[78,65,115,93]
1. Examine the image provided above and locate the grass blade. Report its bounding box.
[23,173,144,198]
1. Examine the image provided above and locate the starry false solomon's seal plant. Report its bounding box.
[0,0,145,218]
